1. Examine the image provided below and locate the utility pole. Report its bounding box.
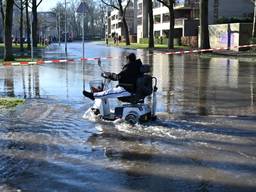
[65,0,67,56]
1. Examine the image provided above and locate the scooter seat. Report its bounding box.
[118,96,144,104]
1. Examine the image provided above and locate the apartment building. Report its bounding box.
[105,0,137,38]
[137,0,200,42]
[137,0,253,43]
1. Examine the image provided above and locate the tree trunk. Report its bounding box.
[168,4,174,49]
[142,0,148,38]
[25,0,31,49]
[148,0,154,48]
[200,0,210,49]
[4,0,14,61]
[252,0,256,38]
[118,0,130,46]
[32,0,37,47]
[0,0,4,28]
[122,15,130,45]
[20,0,24,52]
[1,0,5,43]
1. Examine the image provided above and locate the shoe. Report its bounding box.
[83,90,95,100]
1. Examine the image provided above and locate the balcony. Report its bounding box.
[174,0,194,9]
[175,18,186,27]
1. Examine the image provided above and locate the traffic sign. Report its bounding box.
[76,2,88,13]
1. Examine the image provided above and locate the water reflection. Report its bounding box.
[1,42,256,192]
[4,67,15,97]
[0,42,255,117]
[197,57,210,116]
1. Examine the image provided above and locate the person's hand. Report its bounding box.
[101,72,112,79]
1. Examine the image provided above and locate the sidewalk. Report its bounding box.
[213,50,256,57]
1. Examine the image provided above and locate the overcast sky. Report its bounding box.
[38,0,58,12]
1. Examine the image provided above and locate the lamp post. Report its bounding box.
[76,1,87,59]
[30,11,34,60]
[77,1,87,59]
[59,12,61,46]
[82,5,85,59]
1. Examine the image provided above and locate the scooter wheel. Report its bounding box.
[125,114,138,125]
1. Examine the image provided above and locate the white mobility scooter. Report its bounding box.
[83,61,158,125]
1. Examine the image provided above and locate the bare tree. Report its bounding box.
[156,0,175,49]
[148,0,154,48]
[30,0,43,47]
[252,0,256,37]
[14,0,26,52]
[4,0,14,61]
[25,0,31,48]
[0,0,4,27]
[200,0,210,49]
[0,0,5,42]
[101,0,131,45]
[51,0,106,41]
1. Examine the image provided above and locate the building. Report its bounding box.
[208,0,253,24]
[137,0,200,43]
[137,0,253,44]
[105,0,137,39]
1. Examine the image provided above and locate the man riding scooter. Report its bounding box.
[82,53,142,100]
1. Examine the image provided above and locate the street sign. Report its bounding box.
[76,2,88,60]
[76,2,88,13]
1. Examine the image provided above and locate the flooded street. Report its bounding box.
[0,42,256,192]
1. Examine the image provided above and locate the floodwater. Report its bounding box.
[0,42,255,192]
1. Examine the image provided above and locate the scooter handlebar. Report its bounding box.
[101,72,112,79]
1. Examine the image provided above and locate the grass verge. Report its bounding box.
[107,42,189,50]
[0,58,40,63]
[0,43,47,49]
[0,98,25,108]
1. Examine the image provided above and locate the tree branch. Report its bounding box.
[156,0,171,8]
[28,0,32,8]
[0,0,4,19]
[123,0,131,14]
[101,0,119,10]
[36,0,43,7]
[14,0,22,10]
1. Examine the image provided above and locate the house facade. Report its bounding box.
[137,0,200,42]
[105,0,138,39]
[137,0,253,43]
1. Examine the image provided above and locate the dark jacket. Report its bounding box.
[110,59,142,93]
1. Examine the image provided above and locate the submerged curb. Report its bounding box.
[1,44,255,67]
[0,59,75,66]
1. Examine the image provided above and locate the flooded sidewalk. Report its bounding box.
[0,42,255,192]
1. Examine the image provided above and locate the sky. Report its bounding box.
[38,0,58,12]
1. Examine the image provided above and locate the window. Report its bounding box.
[153,0,161,8]
[154,15,161,24]
[137,17,142,25]
[163,30,169,37]
[163,13,170,23]
[154,31,160,37]
[138,3,142,15]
